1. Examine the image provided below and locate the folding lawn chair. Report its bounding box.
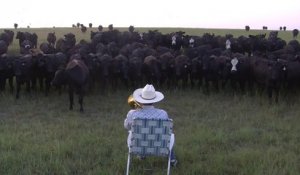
[126,118,174,175]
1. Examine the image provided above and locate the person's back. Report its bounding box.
[124,84,178,166]
[125,105,169,130]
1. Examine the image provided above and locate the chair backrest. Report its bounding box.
[129,118,173,157]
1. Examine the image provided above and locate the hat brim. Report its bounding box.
[133,88,164,104]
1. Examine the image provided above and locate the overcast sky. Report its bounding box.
[1,0,299,30]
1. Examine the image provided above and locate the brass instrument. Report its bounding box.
[128,94,142,109]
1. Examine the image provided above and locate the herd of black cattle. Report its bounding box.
[0,26,300,111]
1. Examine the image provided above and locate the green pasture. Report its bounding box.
[0,88,299,175]
[0,27,299,174]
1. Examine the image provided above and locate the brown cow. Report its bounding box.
[52,56,89,112]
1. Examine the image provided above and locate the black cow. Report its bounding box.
[143,30,163,49]
[190,57,203,89]
[56,33,76,55]
[292,29,299,38]
[0,40,8,54]
[16,31,29,47]
[279,59,300,94]
[40,42,56,54]
[20,40,34,54]
[37,53,65,96]
[16,32,38,48]
[98,25,103,32]
[110,54,129,89]
[0,33,10,45]
[97,54,112,92]
[128,57,143,88]
[0,31,12,46]
[4,30,14,44]
[201,55,227,94]
[158,52,174,88]
[184,44,212,60]
[47,32,56,46]
[143,56,161,87]
[52,57,89,112]
[0,54,14,92]
[250,57,286,103]
[226,54,253,93]
[107,42,119,57]
[14,54,34,99]
[170,31,185,50]
[83,53,99,90]
[81,25,87,33]
[31,33,38,48]
[172,55,190,89]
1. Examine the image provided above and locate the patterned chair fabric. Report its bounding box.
[129,118,173,156]
[126,118,174,175]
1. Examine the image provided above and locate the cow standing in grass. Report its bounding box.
[250,57,286,103]
[47,32,56,47]
[0,54,14,92]
[14,54,34,99]
[52,54,89,112]
[292,29,299,38]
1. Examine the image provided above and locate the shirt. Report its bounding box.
[124,105,169,130]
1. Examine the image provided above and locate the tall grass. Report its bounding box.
[0,87,299,175]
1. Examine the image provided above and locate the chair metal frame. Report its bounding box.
[126,118,174,175]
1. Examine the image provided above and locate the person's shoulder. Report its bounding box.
[127,109,138,115]
[158,108,167,113]
[155,108,168,115]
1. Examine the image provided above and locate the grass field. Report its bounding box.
[0,87,300,175]
[0,27,300,175]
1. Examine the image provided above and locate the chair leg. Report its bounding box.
[126,153,131,175]
[167,153,171,175]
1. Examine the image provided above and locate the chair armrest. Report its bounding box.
[169,133,175,150]
[127,131,132,149]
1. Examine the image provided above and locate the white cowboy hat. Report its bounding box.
[133,84,164,104]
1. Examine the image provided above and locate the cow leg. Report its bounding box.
[31,78,37,91]
[239,80,245,94]
[274,87,279,103]
[0,77,4,91]
[213,80,219,93]
[8,77,14,93]
[39,76,44,91]
[183,77,188,89]
[78,91,84,113]
[222,78,228,90]
[45,77,51,96]
[190,77,195,89]
[267,86,273,104]
[197,77,202,89]
[69,87,74,110]
[122,78,129,89]
[16,82,21,99]
[26,81,31,94]
[204,79,209,95]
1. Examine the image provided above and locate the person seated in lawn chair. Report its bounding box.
[124,84,178,166]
